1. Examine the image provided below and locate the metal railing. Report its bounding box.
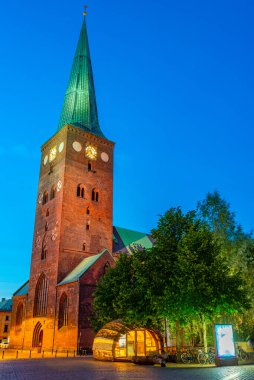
[0,349,78,360]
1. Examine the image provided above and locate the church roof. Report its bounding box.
[0,298,12,312]
[12,228,153,293]
[58,249,112,286]
[113,226,154,255]
[13,280,29,297]
[58,16,105,138]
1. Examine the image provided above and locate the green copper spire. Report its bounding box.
[58,16,105,138]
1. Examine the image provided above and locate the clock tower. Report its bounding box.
[10,13,115,350]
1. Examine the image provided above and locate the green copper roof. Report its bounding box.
[0,298,12,312]
[13,280,29,296]
[58,249,112,286]
[113,226,154,255]
[58,17,105,138]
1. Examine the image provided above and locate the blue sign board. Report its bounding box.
[215,324,236,358]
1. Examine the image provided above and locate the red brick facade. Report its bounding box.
[9,125,115,350]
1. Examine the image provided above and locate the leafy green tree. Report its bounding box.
[177,222,250,350]
[92,205,250,351]
[196,191,252,262]
[196,190,244,241]
[91,251,162,331]
[197,191,254,339]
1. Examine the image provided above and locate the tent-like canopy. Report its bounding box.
[93,320,162,361]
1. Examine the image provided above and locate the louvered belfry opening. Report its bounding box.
[33,274,48,317]
[58,292,68,329]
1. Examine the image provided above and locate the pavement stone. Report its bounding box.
[0,357,253,380]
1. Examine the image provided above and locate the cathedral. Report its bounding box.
[9,12,153,351]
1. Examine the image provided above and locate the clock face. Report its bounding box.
[49,146,57,162]
[58,142,64,153]
[73,141,82,152]
[43,155,48,165]
[101,152,109,163]
[85,144,97,160]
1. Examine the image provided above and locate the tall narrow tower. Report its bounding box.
[10,12,114,350]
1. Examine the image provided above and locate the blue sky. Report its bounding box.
[1,0,254,298]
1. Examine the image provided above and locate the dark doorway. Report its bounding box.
[38,330,43,352]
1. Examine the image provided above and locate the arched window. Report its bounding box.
[86,207,90,215]
[103,262,110,275]
[33,274,48,317]
[50,185,56,200]
[92,189,99,202]
[58,293,68,329]
[88,162,92,171]
[16,303,24,326]
[42,191,48,205]
[77,184,85,198]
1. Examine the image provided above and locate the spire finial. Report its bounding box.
[83,5,88,16]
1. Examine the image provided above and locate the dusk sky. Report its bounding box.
[1,0,254,298]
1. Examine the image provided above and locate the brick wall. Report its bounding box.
[11,124,114,351]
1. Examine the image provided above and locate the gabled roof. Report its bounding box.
[0,298,12,312]
[113,226,154,255]
[13,280,29,297]
[58,16,105,138]
[58,249,112,286]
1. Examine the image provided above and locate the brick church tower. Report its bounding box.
[10,12,115,351]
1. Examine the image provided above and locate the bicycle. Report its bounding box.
[181,348,199,364]
[236,346,248,361]
[197,347,215,365]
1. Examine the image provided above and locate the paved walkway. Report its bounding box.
[0,357,254,380]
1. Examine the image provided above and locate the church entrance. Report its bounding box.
[32,322,43,352]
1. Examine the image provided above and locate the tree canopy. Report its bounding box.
[92,203,250,340]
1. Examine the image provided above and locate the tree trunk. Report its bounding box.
[201,314,207,352]
[175,320,181,352]
[164,319,170,347]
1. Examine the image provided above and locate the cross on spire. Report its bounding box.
[83,5,88,16]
